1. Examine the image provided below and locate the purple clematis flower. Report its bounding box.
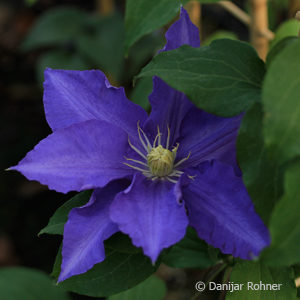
[11,8,270,282]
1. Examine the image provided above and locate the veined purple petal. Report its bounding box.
[176,107,242,170]
[110,174,188,263]
[161,7,200,52]
[182,160,270,259]
[144,7,200,147]
[59,180,129,282]
[43,68,147,139]
[144,77,193,147]
[10,120,132,193]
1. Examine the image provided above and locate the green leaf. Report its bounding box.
[263,39,300,163]
[226,261,297,299]
[266,37,298,69]
[237,103,282,223]
[0,267,70,300]
[108,276,166,300]
[202,30,238,46]
[51,244,63,279]
[130,78,152,111]
[21,7,87,51]
[39,190,92,236]
[125,0,187,53]
[40,190,140,254]
[77,14,125,82]
[126,33,165,80]
[261,160,300,266]
[54,247,157,297]
[22,8,128,82]
[163,227,218,268]
[105,232,141,254]
[137,39,265,117]
[270,19,300,49]
[36,50,90,86]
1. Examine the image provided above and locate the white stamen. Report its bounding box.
[124,122,191,183]
[124,157,148,167]
[166,125,170,150]
[123,163,149,173]
[158,126,161,146]
[174,152,191,168]
[137,122,152,151]
[166,177,177,184]
[127,137,147,160]
[137,122,150,152]
[169,173,182,178]
[153,131,161,148]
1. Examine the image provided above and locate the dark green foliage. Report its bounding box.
[263,39,300,164]
[0,267,70,300]
[227,261,297,299]
[107,276,166,300]
[163,227,218,268]
[52,247,157,297]
[137,40,265,116]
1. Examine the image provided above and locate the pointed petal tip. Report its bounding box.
[56,262,83,283]
[57,271,68,284]
[8,120,132,194]
[110,175,188,268]
[145,248,160,266]
[179,5,188,17]
[160,3,200,52]
[150,256,157,266]
[183,160,270,260]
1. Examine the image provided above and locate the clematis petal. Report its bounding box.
[144,7,200,147]
[110,173,188,263]
[10,120,132,193]
[59,179,129,282]
[145,78,193,147]
[43,68,147,139]
[182,160,270,259]
[161,6,200,52]
[176,107,242,170]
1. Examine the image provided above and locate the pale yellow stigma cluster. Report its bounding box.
[147,145,177,177]
[124,122,190,183]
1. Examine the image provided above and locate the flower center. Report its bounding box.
[147,145,176,177]
[124,122,190,183]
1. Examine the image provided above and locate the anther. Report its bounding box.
[123,122,191,183]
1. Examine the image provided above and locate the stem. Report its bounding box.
[96,0,114,15]
[190,263,228,300]
[296,277,300,288]
[289,0,300,18]
[185,1,202,37]
[218,1,274,41]
[218,267,232,300]
[296,11,300,37]
[205,263,228,284]
[219,1,251,27]
[250,0,269,60]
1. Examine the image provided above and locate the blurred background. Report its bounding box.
[0,0,299,299]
